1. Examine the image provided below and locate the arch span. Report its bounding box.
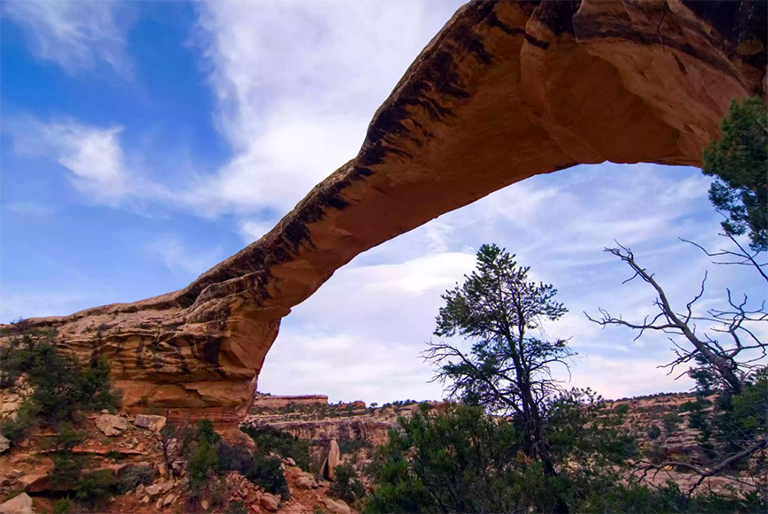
[5,0,765,412]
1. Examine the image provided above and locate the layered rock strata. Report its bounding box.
[1,0,765,410]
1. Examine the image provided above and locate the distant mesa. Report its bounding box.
[2,0,765,412]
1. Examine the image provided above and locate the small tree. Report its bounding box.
[702,96,767,252]
[422,244,572,511]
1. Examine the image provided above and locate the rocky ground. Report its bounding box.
[1,391,764,513]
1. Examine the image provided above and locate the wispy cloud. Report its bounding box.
[13,119,131,203]
[238,219,276,243]
[3,0,132,77]
[145,238,224,278]
[5,201,55,217]
[187,0,465,217]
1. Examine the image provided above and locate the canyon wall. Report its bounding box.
[2,0,765,412]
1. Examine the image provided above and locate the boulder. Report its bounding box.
[296,472,317,489]
[162,493,176,506]
[0,493,33,514]
[95,414,128,437]
[16,473,49,493]
[134,414,167,432]
[0,433,10,454]
[295,476,313,490]
[323,498,350,514]
[260,493,279,512]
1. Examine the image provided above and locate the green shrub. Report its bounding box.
[50,452,85,490]
[0,402,38,441]
[329,463,365,504]
[647,425,661,440]
[337,439,372,456]
[53,498,75,514]
[116,464,156,494]
[241,424,310,470]
[74,469,116,507]
[188,441,219,492]
[0,328,121,440]
[662,413,681,433]
[226,501,248,514]
[218,440,253,475]
[614,404,630,415]
[210,476,227,506]
[642,442,666,465]
[245,454,289,498]
[195,419,221,446]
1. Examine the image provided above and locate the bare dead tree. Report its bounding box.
[585,243,767,394]
[634,438,768,496]
[681,231,767,283]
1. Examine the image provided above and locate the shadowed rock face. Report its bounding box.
[2,0,765,411]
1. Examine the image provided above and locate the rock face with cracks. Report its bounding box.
[1,0,765,411]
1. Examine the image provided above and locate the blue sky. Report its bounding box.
[1,1,764,404]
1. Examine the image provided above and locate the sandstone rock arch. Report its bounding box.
[4,0,765,413]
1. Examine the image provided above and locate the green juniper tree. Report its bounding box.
[702,96,768,252]
[422,244,573,511]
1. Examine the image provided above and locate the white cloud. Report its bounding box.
[13,119,130,203]
[188,0,465,215]
[238,219,276,243]
[145,238,223,278]
[3,0,132,76]
[565,355,694,399]
[5,201,54,217]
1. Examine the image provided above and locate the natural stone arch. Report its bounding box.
[4,0,765,416]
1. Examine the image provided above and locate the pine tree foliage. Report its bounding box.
[702,96,768,251]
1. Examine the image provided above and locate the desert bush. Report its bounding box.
[116,464,156,494]
[579,479,764,513]
[241,424,310,470]
[0,327,121,440]
[226,501,248,514]
[647,425,661,440]
[642,442,666,466]
[210,476,228,506]
[662,413,681,433]
[329,463,365,505]
[245,454,289,498]
[337,439,372,456]
[74,469,117,507]
[188,440,219,492]
[53,498,75,514]
[217,439,253,475]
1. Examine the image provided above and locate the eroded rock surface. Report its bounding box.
[1,0,765,410]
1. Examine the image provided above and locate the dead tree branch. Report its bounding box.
[585,243,767,394]
[636,438,767,496]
